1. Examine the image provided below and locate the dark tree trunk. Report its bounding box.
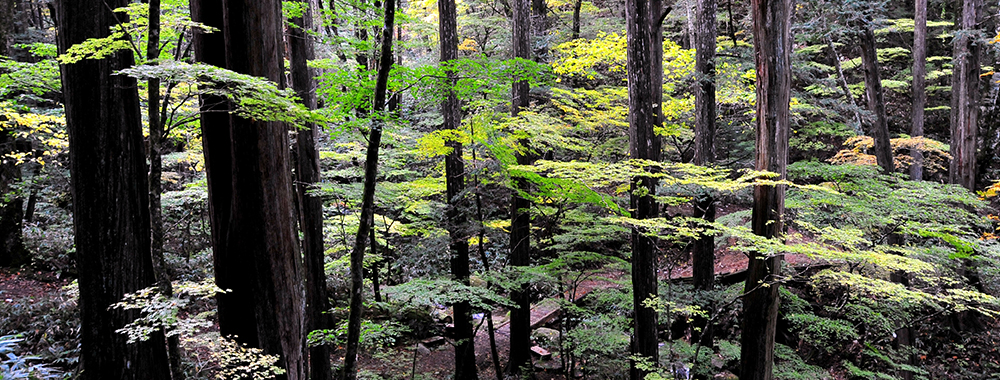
[192,0,306,378]
[508,0,532,374]
[910,0,927,181]
[55,0,171,378]
[859,27,894,175]
[740,0,791,379]
[626,0,660,377]
[692,0,717,309]
[571,0,581,39]
[342,0,395,377]
[950,0,980,190]
[288,2,333,379]
[439,0,477,376]
[531,0,546,59]
[0,129,27,267]
[0,0,14,56]
[826,36,863,132]
[145,1,185,378]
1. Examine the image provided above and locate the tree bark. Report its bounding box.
[692,0,718,345]
[950,0,980,190]
[740,0,791,379]
[438,0,477,376]
[508,0,532,374]
[342,0,395,378]
[288,2,333,379]
[859,27,894,175]
[192,1,307,378]
[626,0,660,377]
[55,0,171,378]
[692,0,717,311]
[910,0,927,181]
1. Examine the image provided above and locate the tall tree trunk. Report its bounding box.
[288,2,333,379]
[439,0,477,376]
[192,0,307,378]
[342,0,395,377]
[859,27,894,175]
[692,0,717,347]
[145,1,185,378]
[626,0,660,377]
[910,0,927,181]
[741,0,791,379]
[56,1,171,378]
[508,0,532,374]
[950,0,980,190]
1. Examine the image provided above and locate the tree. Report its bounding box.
[439,0,477,375]
[859,26,893,175]
[0,125,27,267]
[55,0,171,378]
[190,1,305,378]
[692,0,717,346]
[910,0,927,180]
[342,0,396,377]
[741,0,792,379]
[144,1,184,378]
[508,0,533,374]
[287,2,333,379]
[950,0,980,190]
[625,0,659,377]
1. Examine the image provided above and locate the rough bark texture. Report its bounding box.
[626,0,660,377]
[288,2,333,379]
[910,0,927,181]
[741,0,791,379]
[571,0,582,39]
[950,0,980,190]
[55,1,171,378]
[859,27,894,176]
[342,0,395,378]
[508,0,532,373]
[439,0,477,376]
[692,0,717,293]
[191,1,306,378]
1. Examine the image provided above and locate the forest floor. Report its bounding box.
[0,267,68,301]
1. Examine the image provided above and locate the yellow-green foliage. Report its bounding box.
[829,135,951,175]
[0,108,66,167]
[552,32,694,89]
[209,336,286,380]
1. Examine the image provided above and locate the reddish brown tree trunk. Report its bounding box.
[910,0,927,180]
[626,0,660,377]
[288,2,333,379]
[950,0,981,190]
[56,0,171,378]
[741,0,791,379]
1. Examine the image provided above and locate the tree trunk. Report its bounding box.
[859,27,894,175]
[0,129,27,267]
[740,0,791,379]
[288,2,333,379]
[910,0,927,181]
[55,0,171,378]
[571,0,582,39]
[508,0,532,374]
[439,0,477,376]
[950,0,980,190]
[826,36,863,134]
[145,1,185,378]
[692,0,719,343]
[626,0,660,376]
[342,0,395,377]
[192,1,307,378]
[531,0,546,60]
[692,0,717,323]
